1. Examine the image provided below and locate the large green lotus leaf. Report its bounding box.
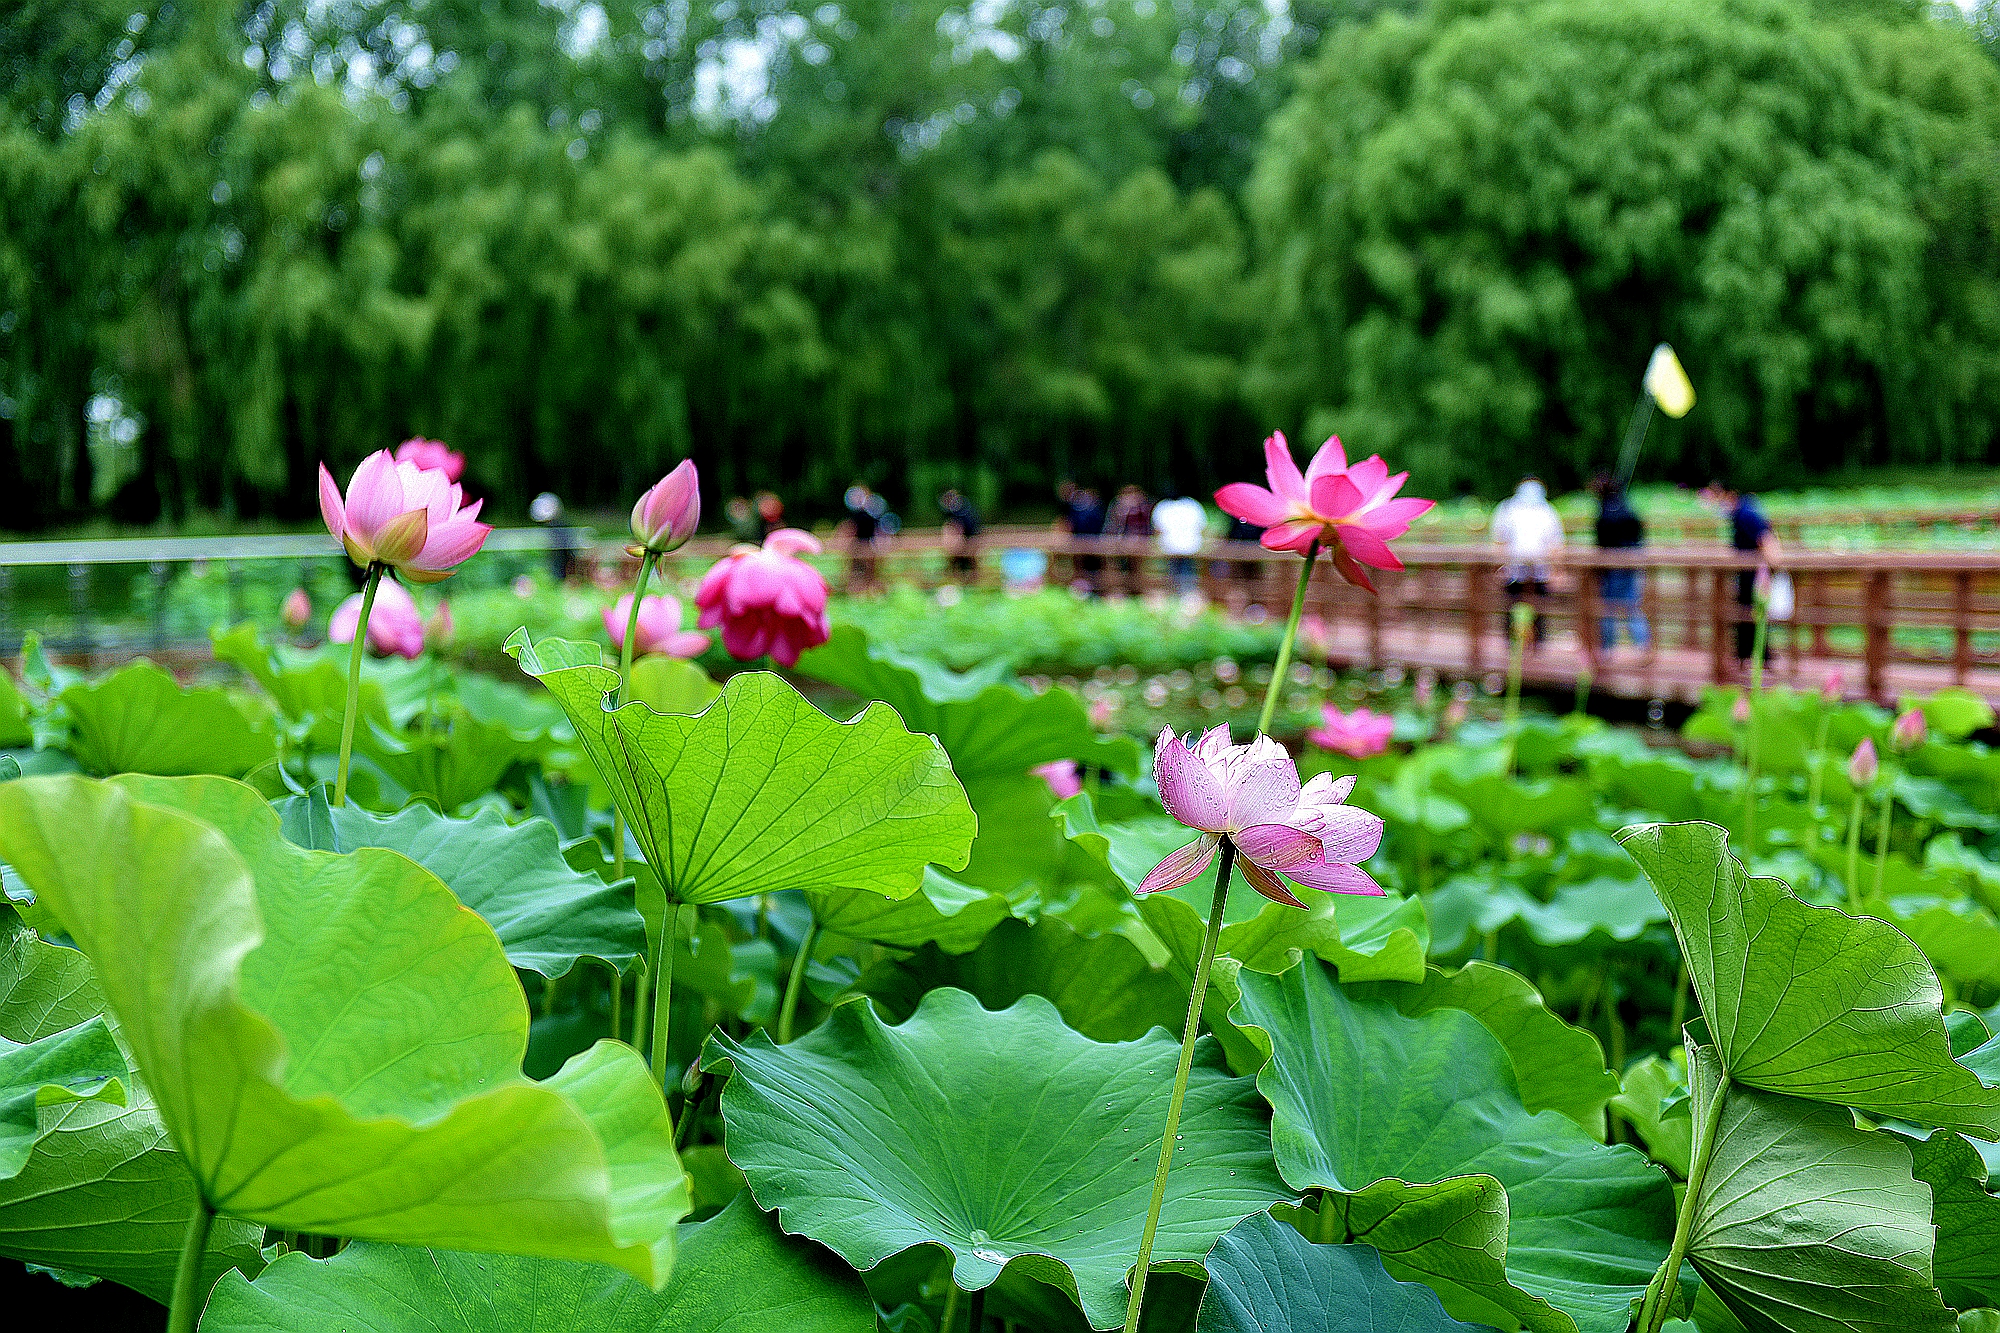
[858,916,1185,1042]
[1056,794,1426,983]
[808,865,1015,954]
[213,624,429,735]
[507,631,975,906]
[1447,774,1595,841]
[627,655,722,717]
[59,661,275,778]
[0,671,31,749]
[1619,821,2000,1135]
[359,714,544,814]
[201,1189,873,1332]
[0,774,685,1284]
[1873,897,2000,989]
[1232,962,1677,1333]
[1194,1209,1485,1333]
[1351,961,1619,1138]
[0,1017,125,1178]
[1682,1043,1955,1333]
[703,988,1289,1330]
[1906,1129,2000,1310]
[1613,1056,1693,1178]
[276,790,645,978]
[797,625,1141,780]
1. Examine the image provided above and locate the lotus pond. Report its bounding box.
[0,606,1997,1333]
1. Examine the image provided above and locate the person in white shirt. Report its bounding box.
[1490,476,1566,645]
[1152,492,1208,596]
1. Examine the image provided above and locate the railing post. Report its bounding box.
[1575,557,1599,670]
[226,560,245,627]
[1466,560,1491,679]
[1366,570,1384,668]
[1709,567,1730,685]
[1954,571,1973,685]
[1864,570,1891,704]
[1809,572,1829,659]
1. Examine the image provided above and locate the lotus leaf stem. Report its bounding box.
[1743,600,1768,849]
[1845,792,1865,912]
[1635,1067,1729,1333]
[1871,786,1893,902]
[1501,611,1527,779]
[651,900,682,1091]
[166,1196,216,1333]
[967,1286,985,1331]
[779,918,822,1044]
[940,1280,960,1332]
[1806,711,1833,816]
[332,563,383,808]
[613,552,657,884]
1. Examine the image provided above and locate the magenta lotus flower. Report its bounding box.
[694,529,831,667]
[319,450,491,583]
[1033,759,1083,800]
[632,460,701,553]
[281,588,312,632]
[1308,704,1396,759]
[1141,726,1384,908]
[1891,708,1927,751]
[329,578,425,660]
[394,437,465,482]
[604,593,711,660]
[1848,737,1879,787]
[1821,669,1844,702]
[1215,432,1434,593]
[1731,694,1752,726]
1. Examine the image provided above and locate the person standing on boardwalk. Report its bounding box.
[939,488,981,578]
[1713,481,1782,668]
[1491,476,1565,646]
[1592,475,1649,655]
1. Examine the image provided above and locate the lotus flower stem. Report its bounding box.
[608,959,622,1043]
[1122,839,1237,1333]
[1501,608,1527,779]
[1806,711,1832,816]
[630,960,651,1057]
[332,564,383,808]
[1635,1070,1730,1333]
[1845,793,1865,912]
[1871,789,1893,902]
[613,553,657,884]
[1742,600,1768,849]
[650,900,682,1091]
[1255,540,1318,738]
[166,1197,216,1333]
[778,918,822,1044]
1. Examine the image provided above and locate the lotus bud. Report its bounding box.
[1821,670,1843,702]
[1731,694,1751,726]
[1891,708,1926,752]
[426,599,455,648]
[631,460,701,554]
[281,588,312,632]
[1848,737,1878,788]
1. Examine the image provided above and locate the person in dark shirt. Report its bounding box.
[1108,484,1152,594]
[1591,475,1649,653]
[1061,485,1107,594]
[1713,481,1782,666]
[843,482,882,592]
[939,488,981,577]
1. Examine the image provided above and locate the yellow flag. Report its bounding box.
[1644,343,1694,418]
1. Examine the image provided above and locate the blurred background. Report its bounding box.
[5,0,2000,533]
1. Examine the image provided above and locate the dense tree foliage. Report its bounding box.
[0,0,1996,529]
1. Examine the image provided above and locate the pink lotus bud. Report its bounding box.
[512,575,536,598]
[1753,565,1771,605]
[1891,708,1927,751]
[1821,670,1843,702]
[1847,737,1878,787]
[1308,704,1396,759]
[1032,760,1083,800]
[631,460,701,553]
[1089,696,1115,729]
[281,588,311,632]
[604,593,711,660]
[425,599,455,647]
[1731,694,1751,726]
[328,578,425,660]
[693,529,830,667]
[1214,432,1434,593]
[1141,725,1384,906]
[394,437,465,483]
[319,449,490,583]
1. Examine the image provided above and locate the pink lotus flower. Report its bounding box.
[1215,432,1434,593]
[1891,708,1927,751]
[1141,726,1384,907]
[694,529,832,667]
[1821,670,1844,702]
[426,599,455,648]
[319,450,491,583]
[1089,696,1115,729]
[281,588,312,632]
[1308,704,1396,759]
[1731,694,1751,726]
[1848,737,1878,787]
[394,437,465,482]
[632,459,701,553]
[1033,759,1083,800]
[329,578,425,660]
[604,593,711,659]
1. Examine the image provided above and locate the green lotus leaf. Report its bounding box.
[359,713,545,814]
[1619,821,2000,1135]
[59,662,275,779]
[1194,1209,1485,1333]
[200,1190,874,1332]
[703,988,1288,1330]
[213,624,431,735]
[1906,1129,2000,1311]
[1350,961,1620,1138]
[276,789,645,978]
[1232,961,1677,1333]
[0,672,32,750]
[1871,896,2000,989]
[808,865,1015,954]
[1446,774,1595,841]
[0,1017,125,1179]
[858,916,1185,1042]
[1682,1043,1955,1333]
[627,656,722,716]
[797,625,1141,780]
[1612,1056,1693,1178]
[0,774,686,1284]
[507,631,975,906]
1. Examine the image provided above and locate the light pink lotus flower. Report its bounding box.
[1308,704,1396,759]
[319,450,491,583]
[329,578,425,660]
[1821,669,1844,702]
[281,588,312,632]
[1089,696,1115,729]
[1891,708,1927,751]
[1731,694,1751,725]
[1215,432,1434,593]
[426,598,455,648]
[694,529,831,667]
[1848,737,1879,787]
[1033,759,1083,800]
[1141,726,1384,907]
[632,459,701,553]
[394,437,465,482]
[605,593,711,659]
